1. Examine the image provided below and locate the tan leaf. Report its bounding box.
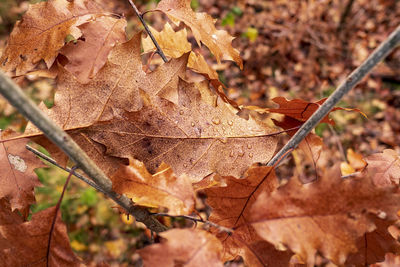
[0,203,81,266]
[371,253,400,267]
[250,166,400,265]
[0,0,104,75]
[112,158,195,215]
[156,0,243,68]
[0,130,43,213]
[138,229,224,267]
[88,79,277,181]
[365,149,400,186]
[204,165,292,266]
[61,15,127,83]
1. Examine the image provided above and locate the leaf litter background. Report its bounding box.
[0,0,399,266]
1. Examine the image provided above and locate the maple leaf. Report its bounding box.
[138,229,224,267]
[250,166,400,265]
[365,149,400,186]
[156,0,243,69]
[112,158,195,215]
[0,201,81,266]
[0,0,105,76]
[60,15,127,83]
[88,79,277,181]
[204,165,292,266]
[0,130,43,214]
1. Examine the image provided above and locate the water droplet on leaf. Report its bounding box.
[212,117,221,125]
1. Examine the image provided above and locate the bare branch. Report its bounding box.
[0,70,167,233]
[268,25,400,167]
[127,0,168,63]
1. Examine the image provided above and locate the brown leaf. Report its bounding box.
[156,0,243,68]
[365,149,400,186]
[88,79,277,181]
[204,165,292,266]
[0,0,104,75]
[0,204,81,266]
[371,253,400,267]
[250,166,400,265]
[0,130,43,213]
[138,229,224,267]
[61,15,127,83]
[112,158,195,215]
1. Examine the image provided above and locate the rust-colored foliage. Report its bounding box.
[365,149,400,186]
[138,229,224,267]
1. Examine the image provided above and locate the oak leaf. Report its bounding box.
[60,15,127,83]
[250,166,400,265]
[156,0,243,68]
[365,149,400,187]
[112,158,195,215]
[0,203,81,266]
[204,165,292,266]
[0,130,43,213]
[0,0,104,75]
[371,253,400,267]
[138,229,224,267]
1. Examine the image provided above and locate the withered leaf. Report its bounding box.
[88,79,277,181]
[0,130,43,213]
[61,15,127,83]
[250,166,400,265]
[0,0,104,75]
[138,229,224,267]
[0,204,81,266]
[204,165,292,266]
[365,149,400,187]
[112,158,195,215]
[371,253,400,267]
[156,0,243,68]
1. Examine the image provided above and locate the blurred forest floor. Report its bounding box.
[0,0,399,265]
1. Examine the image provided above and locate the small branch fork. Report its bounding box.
[268,25,400,167]
[127,0,168,63]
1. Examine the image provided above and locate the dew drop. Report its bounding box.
[191,122,195,127]
[229,151,235,157]
[212,117,221,125]
[247,144,252,149]
[219,137,228,144]
[227,120,233,126]
[238,150,245,157]
[179,110,184,115]
[249,153,253,158]
[183,163,188,168]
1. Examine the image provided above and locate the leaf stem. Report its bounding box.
[127,0,168,63]
[0,70,167,233]
[268,25,400,167]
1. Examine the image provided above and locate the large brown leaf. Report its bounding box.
[204,165,292,266]
[371,253,400,267]
[0,203,81,266]
[0,0,104,75]
[156,0,242,68]
[0,131,43,213]
[138,229,224,267]
[112,158,195,215]
[61,15,127,83]
[250,166,400,265]
[365,149,400,187]
[88,79,277,181]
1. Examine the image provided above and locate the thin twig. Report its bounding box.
[268,25,400,167]
[26,144,106,195]
[127,0,168,63]
[152,212,233,233]
[0,70,167,233]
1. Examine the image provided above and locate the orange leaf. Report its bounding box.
[364,149,400,187]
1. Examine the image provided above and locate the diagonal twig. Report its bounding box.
[127,0,168,63]
[268,25,400,167]
[0,70,167,233]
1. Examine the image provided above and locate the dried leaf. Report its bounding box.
[0,204,81,266]
[365,149,400,186]
[0,0,104,75]
[61,15,127,83]
[138,229,224,267]
[0,130,43,213]
[250,166,400,265]
[112,158,195,215]
[371,253,400,267]
[204,165,292,266]
[156,0,243,68]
